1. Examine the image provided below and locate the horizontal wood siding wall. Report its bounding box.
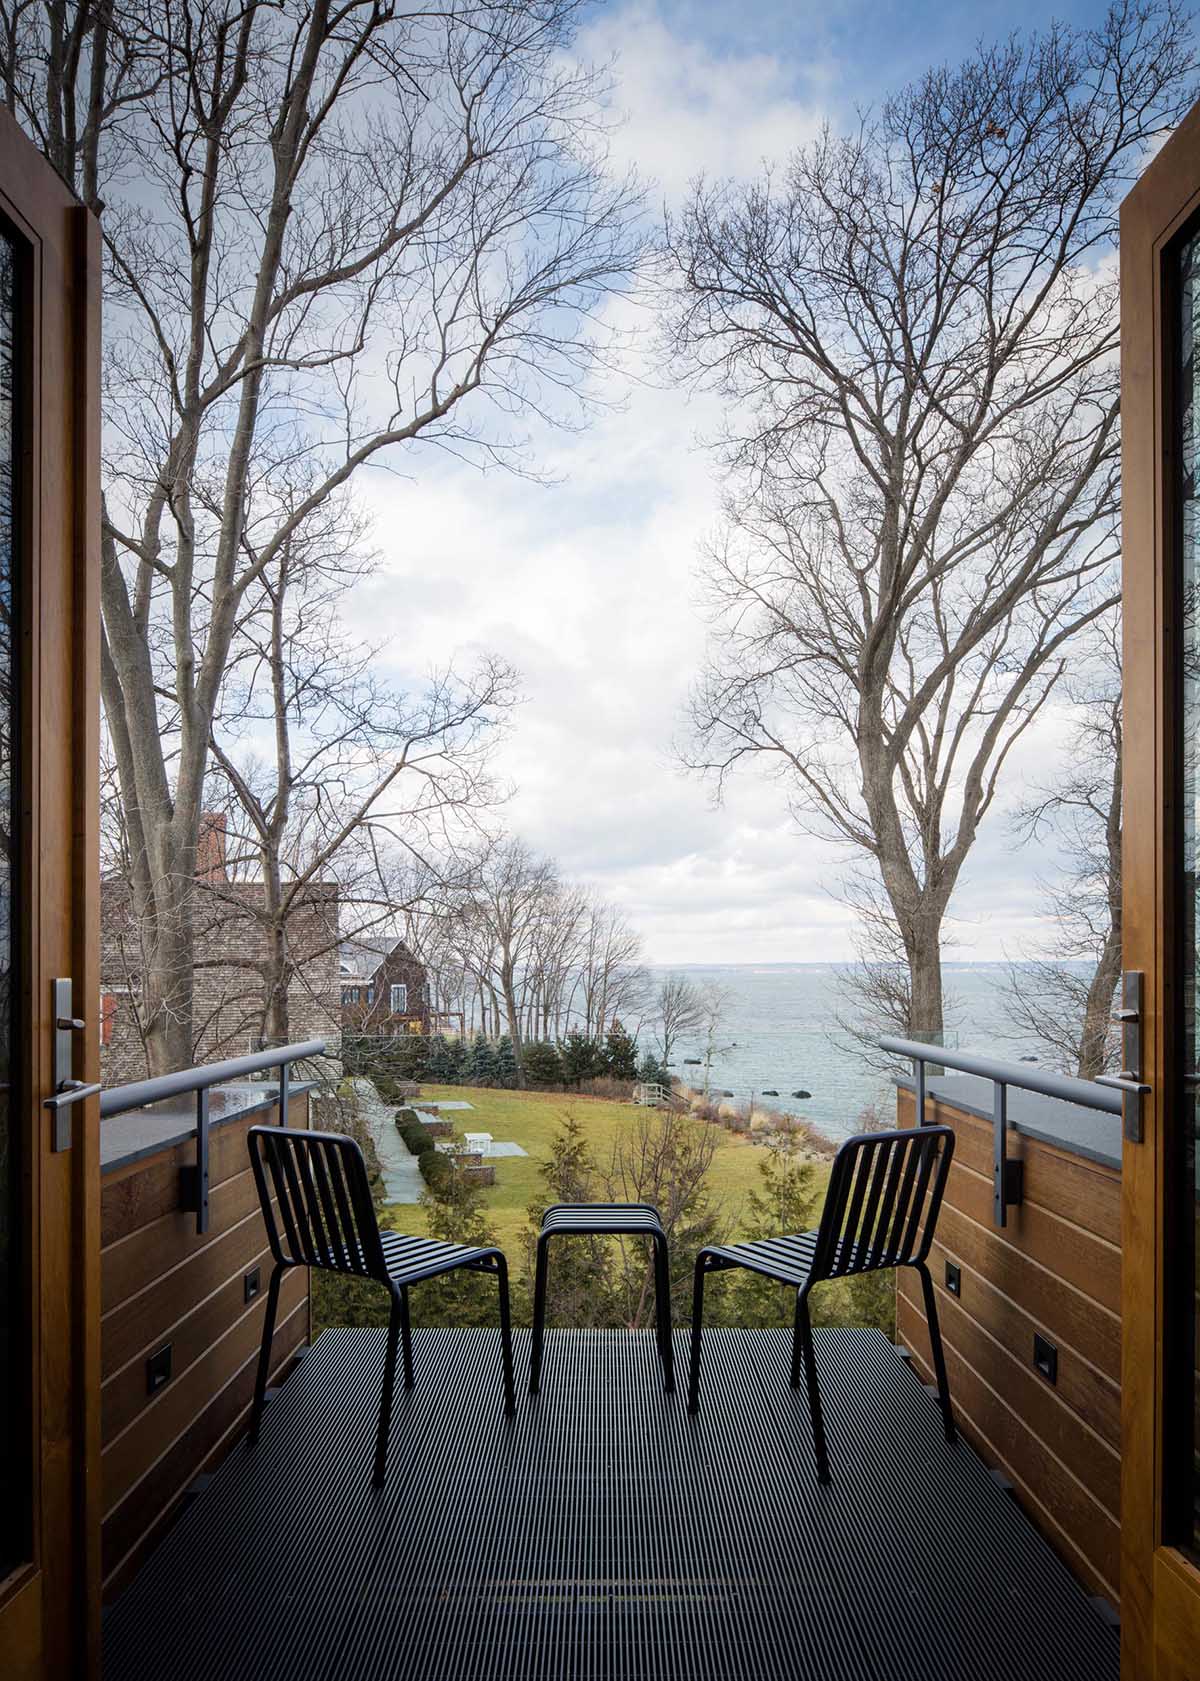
[100,1092,311,1598]
[895,1088,1121,1607]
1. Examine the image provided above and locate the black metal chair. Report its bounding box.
[247,1124,515,1486]
[529,1202,674,1395]
[687,1124,956,1482]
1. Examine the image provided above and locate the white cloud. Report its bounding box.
[341,0,1080,969]
[578,4,827,201]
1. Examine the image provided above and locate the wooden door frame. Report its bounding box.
[1120,97,1200,1680]
[0,108,101,1679]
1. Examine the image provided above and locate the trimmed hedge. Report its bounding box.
[395,1105,450,1189]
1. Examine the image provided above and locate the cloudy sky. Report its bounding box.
[347,0,1104,966]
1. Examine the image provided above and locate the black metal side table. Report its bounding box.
[529,1202,674,1395]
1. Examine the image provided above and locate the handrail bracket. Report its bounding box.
[179,1086,211,1235]
[99,1038,327,1237]
[992,1080,1023,1228]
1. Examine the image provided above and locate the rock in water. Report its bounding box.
[791,1089,812,1100]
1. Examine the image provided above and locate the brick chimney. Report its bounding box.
[197,811,227,883]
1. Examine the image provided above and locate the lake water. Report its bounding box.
[651,962,1051,1142]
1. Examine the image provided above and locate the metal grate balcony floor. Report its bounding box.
[102,1326,1118,1681]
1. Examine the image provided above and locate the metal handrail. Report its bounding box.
[878,1036,1122,1115]
[102,1038,327,1235]
[98,1038,327,1117]
[879,1034,1120,1231]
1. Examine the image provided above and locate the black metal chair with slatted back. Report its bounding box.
[247,1125,515,1486]
[687,1123,956,1482]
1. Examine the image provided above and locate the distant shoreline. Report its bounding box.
[647,959,1095,972]
[643,961,1071,1139]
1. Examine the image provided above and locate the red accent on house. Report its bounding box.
[197,811,227,882]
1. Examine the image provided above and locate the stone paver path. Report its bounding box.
[353,1077,423,1204]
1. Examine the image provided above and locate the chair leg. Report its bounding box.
[687,1253,709,1414]
[790,1291,804,1389]
[495,1256,516,1416]
[248,1264,284,1445]
[918,1264,957,1444]
[529,1233,550,1395]
[653,1234,674,1393]
[795,1293,830,1484]
[374,1292,403,1488]
[399,1285,414,1389]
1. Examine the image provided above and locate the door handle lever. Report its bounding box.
[50,979,91,1151]
[44,1080,100,1107]
[44,1079,101,1152]
[1106,972,1146,1143]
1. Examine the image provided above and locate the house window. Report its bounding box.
[390,983,407,1015]
[366,986,374,1004]
[342,986,360,1006]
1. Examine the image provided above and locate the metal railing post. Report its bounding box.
[180,1086,211,1235]
[100,1038,325,1238]
[196,1086,210,1234]
[885,1037,1106,1231]
[992,1079,1026,1228]
[992,1081,1007,1228]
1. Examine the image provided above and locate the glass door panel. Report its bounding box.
[0,221,22,1578]
[1175,223,1200,1556]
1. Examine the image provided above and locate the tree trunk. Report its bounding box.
[906,923,945,1045]
[501,967,524,1085]
[1078,928,1121,1080]
[255,821,290,1050]
[262,932,290,1050]
[139,861,198,1076]
[1079,715,1124,1080]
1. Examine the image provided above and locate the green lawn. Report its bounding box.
[386,1084,793,1255]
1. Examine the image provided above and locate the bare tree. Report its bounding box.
[428,840,649,1061]
[603,1109,721,1327]
[696,982,733,1096]
[574,895,647,1039]
[0,2,158,207]
[4,0,644,1071]
[653,972,707,1073]
[521,880,588,1040]
[204,494,517,1049]
[1003,624,1122,1078]
[411,916,473,1035]
[454,838,560,1073]
[100,765,277,1069]
[666,5,1194,1042]
[830,870,959,1074]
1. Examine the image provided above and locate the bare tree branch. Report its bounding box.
[665,4,1192,1040]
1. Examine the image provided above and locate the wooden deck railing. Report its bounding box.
[894,1081,1121,1609]
[99,1053,322,1598]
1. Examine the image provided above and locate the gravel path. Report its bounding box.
[352,1077,423,1204]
